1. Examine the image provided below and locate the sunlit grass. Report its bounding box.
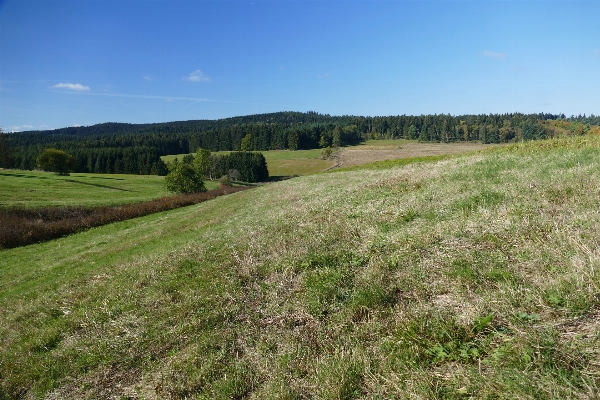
[2,135,600,398]
[0,170,218,208]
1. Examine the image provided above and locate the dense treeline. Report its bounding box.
[174,150,269,183]
[4,111,599,175]
[208,152,269,183]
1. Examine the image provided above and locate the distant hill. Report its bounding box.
[4,111,599,173]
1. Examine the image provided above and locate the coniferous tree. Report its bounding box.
[0,128,14,168]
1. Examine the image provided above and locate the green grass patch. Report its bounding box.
[332,154,452,172]
[0,169,219,208]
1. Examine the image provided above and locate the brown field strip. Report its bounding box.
[338,141,494,168]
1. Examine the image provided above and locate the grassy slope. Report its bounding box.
[0,170,219,208]
[2,136,600,398]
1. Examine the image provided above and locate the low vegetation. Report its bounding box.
[0,186,249,249]
[2,135,600,398]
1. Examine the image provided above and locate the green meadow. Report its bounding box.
[0,170,219,208]
[2,136,600,398]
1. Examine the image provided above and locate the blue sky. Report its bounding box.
[1,0,599,132]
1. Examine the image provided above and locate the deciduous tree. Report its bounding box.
[240,134,253,151]
[193,148,212,178]
[36,148,77,175]
[164,160,206,194]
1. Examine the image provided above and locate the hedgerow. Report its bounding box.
[0,186,249,249]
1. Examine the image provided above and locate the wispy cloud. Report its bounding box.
[7,124,36,132]
[80,92,210,102]
[483,50,506,60]
[143,74,152,81]
[52,82,90,91]
[183,70,211,82]
[61,91,294,107]
[594,49,600,58]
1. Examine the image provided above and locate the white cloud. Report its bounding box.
[7,125,34,132]
[5,124,51,132]
[73,91,296,108]
[483,50,506,60]
[143,74,152,81]
[183,70,210,82]
[52,82,90,91]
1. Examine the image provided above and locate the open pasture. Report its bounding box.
[337,140,493,169]
[2,135,600,398]
[0,170,218,208]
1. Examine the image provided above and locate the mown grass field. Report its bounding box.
[2,136,600,398]
[337,140,491,169]
[0,170,219,208]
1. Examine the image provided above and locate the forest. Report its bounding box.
[2,111,600,175]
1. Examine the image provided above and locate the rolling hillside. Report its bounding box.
[1,136,600,398]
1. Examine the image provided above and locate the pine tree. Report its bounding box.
[0,128,14,168]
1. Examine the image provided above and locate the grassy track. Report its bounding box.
[2,135,600,398]
[0,170,219,208]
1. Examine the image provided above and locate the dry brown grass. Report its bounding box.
[338,141,493,168]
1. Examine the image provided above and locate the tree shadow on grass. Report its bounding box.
[64,180,132,192]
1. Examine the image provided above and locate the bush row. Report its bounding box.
[0,186,250,249]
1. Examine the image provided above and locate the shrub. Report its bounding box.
[219,175,232,187]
